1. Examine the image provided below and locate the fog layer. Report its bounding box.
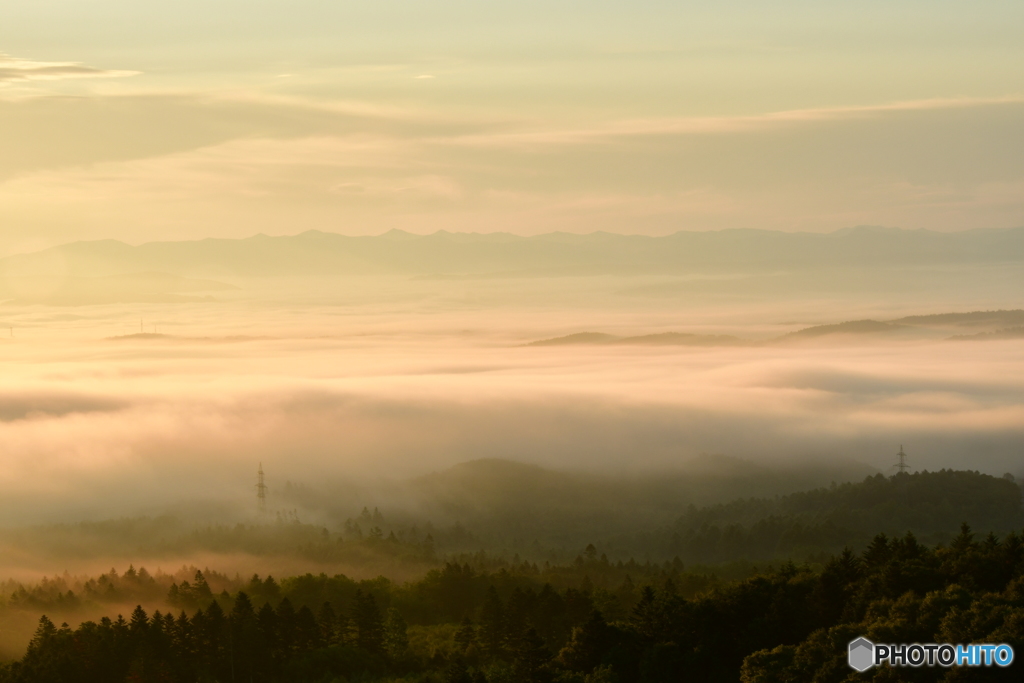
[0,233,1021,527]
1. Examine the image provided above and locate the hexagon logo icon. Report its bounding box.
[848,637,875,672]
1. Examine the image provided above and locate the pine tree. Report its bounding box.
[454,617,477,651]
[27,615,57,653]
[512,627,552,683]
[257,602,278,654]
[558,611,615,673]
[193,570,213,603]
[352,590,385,654]
[275,598,297,654]
[317,602,339,645]
[862,533,891,569]
[262,575,282,602]
[231,592,255,622]
[129,605,149,635]
[201,600,226,673]
[229,592,258,680]
[631,586,659,642]
[295,605,321,651]
[171,610,195,661]
[479,586,505,657]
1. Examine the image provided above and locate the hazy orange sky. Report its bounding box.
[1,1,1023,254]
[1,3,1023,526]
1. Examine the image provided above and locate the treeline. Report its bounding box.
[4,469,1021,621]
[662,469,1024,564]
[4,524,1024,682]
[0,559,696,683]
[4,469,1019,576]
[0,551,735,664]
[0,551,735,620]
[1,566,234,616]
[0,510,441,568]
[1,589,400,683]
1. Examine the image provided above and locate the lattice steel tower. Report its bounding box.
[256,463,268,515]
[895,445,909,474]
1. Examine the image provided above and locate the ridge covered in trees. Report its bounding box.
[6,468,1015,577]
[666,469,1024,564]
[3,523,1023,682]
[0,469,1021,680]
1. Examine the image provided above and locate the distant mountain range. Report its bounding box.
[2,226,1024,279]
[525,310,1024,346]
[526,332,750,347]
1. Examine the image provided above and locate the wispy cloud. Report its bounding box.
[0,54,137,84]
[439,96,1024,147]
[0,89,1021,248]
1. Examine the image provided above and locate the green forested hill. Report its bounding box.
[0,469,1021,681]
[2,525,1022,682]
[667,470,1024,563]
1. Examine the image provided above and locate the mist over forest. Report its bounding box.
[0,226,1022,518]
[3,0,1024,677]
[0,227,1022,680]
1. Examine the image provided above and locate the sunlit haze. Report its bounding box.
[0,4,1023,679]
[1,2,1023,253]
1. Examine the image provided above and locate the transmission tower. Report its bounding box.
[256,463,268,515]
[895,445,909,474]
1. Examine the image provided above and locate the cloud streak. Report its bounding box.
[0,54,137,85]
[1,87,1021,253]
[438,96,1024,148]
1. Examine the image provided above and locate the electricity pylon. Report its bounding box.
[895,445,909,474]
[256,463,268,515]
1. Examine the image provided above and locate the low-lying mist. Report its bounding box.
[0,245,1021,669]
[0,239,1021,590]
[1,327,1021,525]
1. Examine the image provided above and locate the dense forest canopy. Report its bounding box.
[0,469,1020,680]
[2,523,1023,682]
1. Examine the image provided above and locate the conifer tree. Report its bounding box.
[512,627,552,683]
[352,590,385,654]
[454,617,477,651]
[479,586,505,657]
[317,602,338,645]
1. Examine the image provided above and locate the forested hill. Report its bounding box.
[404,464,1023,563]
[0,467,1015,574]
[0,470,1022,681]
[668,469,1024,563]
[3,226,1024,278]
[3,526,1023,682]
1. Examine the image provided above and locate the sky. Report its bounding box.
[0,2,1023,532]
[1,1,1023,254]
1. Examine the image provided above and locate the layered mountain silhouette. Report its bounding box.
[524,310,1024,346]
[2,226,1023,279]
